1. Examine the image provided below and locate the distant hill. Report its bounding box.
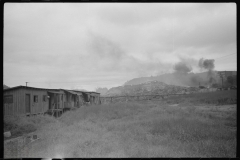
[3,84,10,89]
[104,81,193,97]
[124,72,209,87]
[124,71,237,87]
[104,71,237,97]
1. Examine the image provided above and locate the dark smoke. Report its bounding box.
[174,62,192,74]
[198,58,215,70]
[198,58,217,86]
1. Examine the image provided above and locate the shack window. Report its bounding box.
[4,95,13,104]
[43,95,47,102]
[34,95,38,103]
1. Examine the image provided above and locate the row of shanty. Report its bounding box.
[3,86,101,117]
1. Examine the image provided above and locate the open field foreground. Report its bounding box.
[4,91,236,158]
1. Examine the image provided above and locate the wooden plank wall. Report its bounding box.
[4,103,14,115]
[4,88,50,116]
[88,93,100,104]
[79,95,84,105]
[4,89,25,116]
[24,88,49,114]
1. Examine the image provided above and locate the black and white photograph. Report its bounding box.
[3,2,237,158]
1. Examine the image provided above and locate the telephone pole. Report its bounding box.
[218,72,225,89]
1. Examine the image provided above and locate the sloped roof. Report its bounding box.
[47,90,65,94]
[71,90,100,95]
[3,85,100,95]
[4,85,61,92]
[63,90,82,95]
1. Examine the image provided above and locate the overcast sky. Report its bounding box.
[4,3,236,91]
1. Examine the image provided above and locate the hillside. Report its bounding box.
[124,71,237,87]
[124,71,216,87]
[104,81,195,97]
[103,71,237,97]
[104,72,212,96]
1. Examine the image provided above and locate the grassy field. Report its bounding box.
[4,90,236,158]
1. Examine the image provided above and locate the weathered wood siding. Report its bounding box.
[4,88,25,116]
[64,92,73,108]
[90,93,100,104]
[4,88,49,116]
[24,88,49,114]
[78,95,84,106]
[4,103,14,115]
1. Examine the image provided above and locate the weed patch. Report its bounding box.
[4,100,236,158]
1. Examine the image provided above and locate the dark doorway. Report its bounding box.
[48,94,52,109]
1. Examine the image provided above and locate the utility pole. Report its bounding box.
[218,72,225,89]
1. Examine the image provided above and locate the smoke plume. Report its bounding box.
[198,58,217,86]
[174,62,192,74]
[198,58,215,71]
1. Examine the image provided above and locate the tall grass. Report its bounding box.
[162,90,237,105]
[4,115,58,140]
[4,91,236,158]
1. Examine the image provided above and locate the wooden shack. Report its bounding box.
[62,89,83,109]
[46,90,65,117]
[86,92,101,105]
[71,90,90,104]
[71,90,100,105]
[3,86,51,116]
[47,90,65,109]
[4,86,101,116]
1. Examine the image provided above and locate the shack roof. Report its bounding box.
[47,90,65,94]
[3,85,61,92]
[84,91,100,95]
[89,92,100,96]
[4,86,100,95]
[71,90,100,95]
[63,90,82,95]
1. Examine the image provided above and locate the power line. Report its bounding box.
[215,53,236,60]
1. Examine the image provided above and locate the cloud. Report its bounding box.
[84,31,174,76]
[3,3,237,90]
